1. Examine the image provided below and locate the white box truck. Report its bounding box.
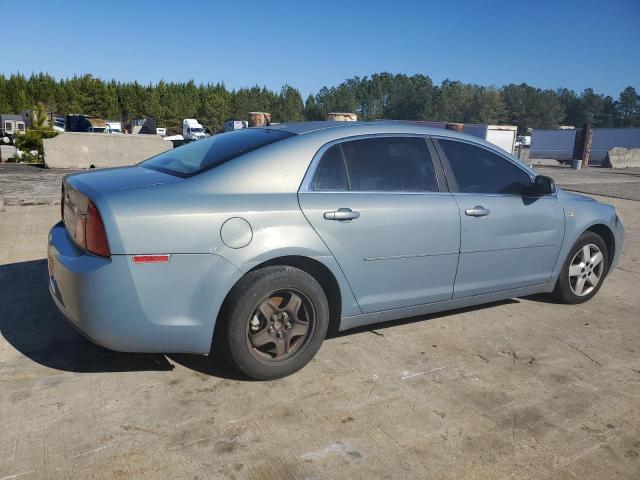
[485,125,518,154]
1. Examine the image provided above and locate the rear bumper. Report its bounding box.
[47,222,242,354]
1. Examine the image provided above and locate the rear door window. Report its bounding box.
[312,136,439,192]
[142,128,294,177]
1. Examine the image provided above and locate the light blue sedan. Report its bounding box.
[48,122,624,379]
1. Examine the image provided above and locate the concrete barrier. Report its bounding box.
[606,147,640,168]
[44,132,172,169]
[0,145,17,161]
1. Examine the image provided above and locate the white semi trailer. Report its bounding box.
[182,119,207,141]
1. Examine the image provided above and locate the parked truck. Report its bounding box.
[105,121,123,134]
[88,118,107,133]
[182,119,207,140]
[0,114,26,145]
[515,135,532,148]
[65,114,92,132]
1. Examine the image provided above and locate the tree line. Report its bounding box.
[0,72,638,134]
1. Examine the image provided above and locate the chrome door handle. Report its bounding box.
[465,206,490,217]
[324,208,360,221]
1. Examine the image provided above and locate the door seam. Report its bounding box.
[450,194,463,299]
[296,192,364,315]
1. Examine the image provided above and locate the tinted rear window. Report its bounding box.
[341,137,438,192]
[142,128,294,177]
[312,137,439,192]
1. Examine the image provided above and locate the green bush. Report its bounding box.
[15,102,57,163]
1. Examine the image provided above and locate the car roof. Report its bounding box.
[261,120,536,174]
[262,120,478,142]
[263,121,362,134]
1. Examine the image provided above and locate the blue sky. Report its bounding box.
[3,0,639,98]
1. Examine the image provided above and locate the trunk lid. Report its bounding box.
[65,165,180,196]
[62,165,181,249]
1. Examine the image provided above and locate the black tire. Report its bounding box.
[217,265,329,380]
[553,231,609,304]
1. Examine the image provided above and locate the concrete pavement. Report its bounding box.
[0,168,639,479]
[536,165,640,202]
[0,164,74,207]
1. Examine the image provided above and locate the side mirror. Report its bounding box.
[528,175,556,195]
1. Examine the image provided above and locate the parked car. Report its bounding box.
[48,122,624,379]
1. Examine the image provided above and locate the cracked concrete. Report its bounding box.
[536,165,640,201]
[0,164,77,206]
[0,164,639,479]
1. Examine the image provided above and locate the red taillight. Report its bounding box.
[85,201,110,257]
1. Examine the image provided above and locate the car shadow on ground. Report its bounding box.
[523,292,565,305]
[167,353,246,380]
[169,300,523,380]
[328,298,520,339]
[0,258,545,380]
[0,259,174,373]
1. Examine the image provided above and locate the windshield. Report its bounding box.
[189,127,204,133]
[142,128,295,177]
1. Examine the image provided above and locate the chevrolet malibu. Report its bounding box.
[48,122,624,379]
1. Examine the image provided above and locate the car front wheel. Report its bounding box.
[553,231,609,304]
[217,265,329,380]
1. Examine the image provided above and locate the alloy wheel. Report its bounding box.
[568,244,604,297]
[245,289,315,362]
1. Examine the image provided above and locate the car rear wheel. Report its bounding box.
[217,265,329,380]
[553,231,609,304]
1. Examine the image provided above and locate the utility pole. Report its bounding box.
[572,122,593,168]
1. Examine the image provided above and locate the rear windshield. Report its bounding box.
[142,128,294,177]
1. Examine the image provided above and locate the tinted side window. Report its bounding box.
[312,145,348,191]
[439,139,531,194]
[341,137,438,192]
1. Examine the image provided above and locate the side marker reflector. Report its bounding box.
[132,255,171,264]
